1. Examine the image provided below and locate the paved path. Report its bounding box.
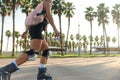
[1,57,120,80]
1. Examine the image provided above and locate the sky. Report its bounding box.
[0,0,120,51]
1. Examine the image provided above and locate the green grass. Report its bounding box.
[1,53,120,58]
[0,53,19,58]
[50,53,120,58]
[0,55,18,58]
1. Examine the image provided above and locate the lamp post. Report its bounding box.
[78,24,81,55]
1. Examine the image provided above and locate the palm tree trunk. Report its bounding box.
[102,23,106,54]
[102,22,108,54]
[89,21,92,55]
[102,22,109,54]
[58,14,64,56]
[104,26,109,54]
[12,0,16,56]
[65,17,70,54]
[117,25,120,53]
[0,15,4,55]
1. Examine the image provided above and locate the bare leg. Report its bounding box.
[40,56,47,64]
[0,39,42,80]
[40,39,49,65]
[16,39,42,66]
[0,51,29,80]
[37,39,51,79]
[15,53,28,66]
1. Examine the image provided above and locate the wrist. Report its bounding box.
[24,27,29,33]
[53,26,56,30]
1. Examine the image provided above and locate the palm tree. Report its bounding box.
[5,30,12,54]
[70,34,74,52]
[111,4,120,53]
[63,2,75,54]
[82,35,88,53]
[20,0,42,16]
[76,33,81,55]
[31,0,43,8]
[0,4,5,55]
[19,39,23,52]
[68,41,72,52]
[106,36,110,53]
[14,31,20,54]
[85,6,97,54]
[94,36,99,47]
[112,37,117,44]
[12,0,21,56]
[52,0,66,56]
[0,1,11,55]
[100,35,104,46]
[3,0,20,56]
[97,3,109,54]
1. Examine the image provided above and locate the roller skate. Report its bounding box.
[37,68,52,80]
[0,62,19,80]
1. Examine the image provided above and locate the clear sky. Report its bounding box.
[0,0,120,51]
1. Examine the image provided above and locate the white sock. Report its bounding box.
[39,64,46,68]
[12,61,18,68]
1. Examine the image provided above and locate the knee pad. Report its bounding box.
[25,49,39,61]
[42,49,50,59]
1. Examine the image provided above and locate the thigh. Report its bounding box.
[40,39,49,50]
[30,39,43,50]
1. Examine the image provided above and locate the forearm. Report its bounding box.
[47,15,56,30]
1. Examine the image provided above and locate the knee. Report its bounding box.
[25,49,39,61]
[42,49,50,59]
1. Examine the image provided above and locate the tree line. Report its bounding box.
[0,0,120,56]
[2,29,118,56]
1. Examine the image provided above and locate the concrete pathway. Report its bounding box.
[0,57,120,80]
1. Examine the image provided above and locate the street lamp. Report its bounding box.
[78,24,81,55]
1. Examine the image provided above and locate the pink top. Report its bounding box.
[25,2,44,27]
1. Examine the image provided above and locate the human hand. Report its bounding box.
[54,28,60,37]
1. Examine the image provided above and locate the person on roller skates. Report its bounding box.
[0,0,59,80]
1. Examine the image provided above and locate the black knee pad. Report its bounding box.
[25,49,39,55]
[25,49,39,61]
[42,49,50,58]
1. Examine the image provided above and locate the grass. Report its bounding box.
[1,53,120,58]
[50,53,120,58]
[0,53,19,58]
